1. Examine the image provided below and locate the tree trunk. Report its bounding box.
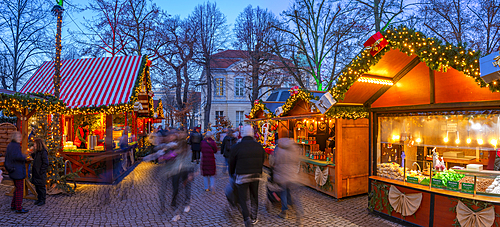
[203,62,212,131]
[373,0,381,32]
[251,53,260,106]
[182,65,190,125]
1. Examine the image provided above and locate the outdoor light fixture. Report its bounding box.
[478,138,484,145]
[491,139,498,147]
[357,76,394,86]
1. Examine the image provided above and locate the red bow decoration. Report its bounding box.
[289,86,299,96]
[146,60,152,67]
[363,32,388,56]
[254,99,260,105]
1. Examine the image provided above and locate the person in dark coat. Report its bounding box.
[229,125,265,227]
[220,129,236,174]
[200,131,217,193]
[30,138,49,206]
[4,131,28,213]
[189,127,203,163]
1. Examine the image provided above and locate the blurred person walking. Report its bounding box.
[229,125,265,227]
[200,131,217,193]
[169,130,197,222]
[273,138,304,224]
[189,127,202,163]
[220,129,237,174]
[5,131,28,213]
[30,138,49,206]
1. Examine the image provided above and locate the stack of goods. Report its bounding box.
[377,162,405,180]
[460,176,493,192]
[484,176,500,194]
[64,141,77,150]
[433,169,465,187]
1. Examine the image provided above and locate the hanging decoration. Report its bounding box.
[363,32,389,56]
[315,166,328,186]
[456,200,495,227]
[310,92,336,114]
[388,185,422,216]
[307,120,316,134]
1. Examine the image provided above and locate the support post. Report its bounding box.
[105,114,113,151]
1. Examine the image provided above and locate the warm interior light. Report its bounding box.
[466,138,471,144]
[478,138,484,145]
[415,138,422,143]
[321,117,324,121]
[491,139,498,147]
[357,76,394,86]
[444,137,449,143]
[392,135,400,141]
[455,138,460,144]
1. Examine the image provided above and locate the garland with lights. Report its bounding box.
[0,92,66,116]
[279,89,318,117]
[324,106,369,119]
[248,99,275,119]
[331,25,483,101]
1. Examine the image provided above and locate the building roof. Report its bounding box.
[20,56,145,108]
[210,50,292,69]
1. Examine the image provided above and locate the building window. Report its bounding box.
[236,111,244,126]
[215,111,224,120]
[215,78,224,96]
[235,78,244,97]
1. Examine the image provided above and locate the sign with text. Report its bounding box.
[432,178,445,188]
[462,183,475,194]
[407,176,419,184]
[447,181,460,191]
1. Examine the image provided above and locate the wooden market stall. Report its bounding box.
[248,89,370,199]
[333,26,500,226]
[20,55,158,183]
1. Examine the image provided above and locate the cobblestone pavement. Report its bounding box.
[0,154,403,227]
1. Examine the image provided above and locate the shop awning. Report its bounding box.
[20,56,144,108]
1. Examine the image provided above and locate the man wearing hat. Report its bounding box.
[75,122,89,149]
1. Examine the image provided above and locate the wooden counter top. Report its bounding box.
[370,176,500,203]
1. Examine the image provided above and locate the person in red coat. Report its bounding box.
[200,131,217,193]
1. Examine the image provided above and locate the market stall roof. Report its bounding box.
[331,26,500,110]
[20,56,145,108]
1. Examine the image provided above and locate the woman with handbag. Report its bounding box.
[200,131,217,193]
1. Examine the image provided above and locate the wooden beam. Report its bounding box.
[430,68,435,104]
[364,56,421,107]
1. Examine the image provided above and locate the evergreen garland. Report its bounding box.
[331,25,483,101]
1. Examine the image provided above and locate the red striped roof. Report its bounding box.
[20,56,144,108]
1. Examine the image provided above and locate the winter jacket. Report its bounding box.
[31,148,49,186]
[200,138,217,176]
[229,136,265,176]
[273,138,300,185]
[4,141,26,180]
[221,135,237,158]
[189,132,203,151]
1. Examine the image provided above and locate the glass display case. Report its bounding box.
[376,113,500,197]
